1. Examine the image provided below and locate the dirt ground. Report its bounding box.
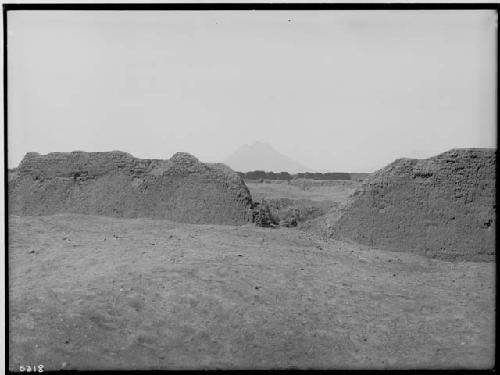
[246,180,360,226]
[8,213,495,370]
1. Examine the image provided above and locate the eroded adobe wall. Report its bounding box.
[329,149,496,262]
[9,151,253,225]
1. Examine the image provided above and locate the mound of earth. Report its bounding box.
[8,151,253,225]
[252,198,334,228]
[328,149,496,262]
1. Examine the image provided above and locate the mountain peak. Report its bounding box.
[223,142,313,173]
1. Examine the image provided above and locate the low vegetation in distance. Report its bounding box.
[237,170,368,181]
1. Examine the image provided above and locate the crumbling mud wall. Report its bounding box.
[329,149,496,262]
[9,151,253,225]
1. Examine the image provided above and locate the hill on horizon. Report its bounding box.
[223,142,313,174]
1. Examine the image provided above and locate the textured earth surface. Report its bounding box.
[9,214,494,370]
[329,149,496,262]
[9,151,253,225]
[246,179,360,226]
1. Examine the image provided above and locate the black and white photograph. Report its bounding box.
[4,3,497,371]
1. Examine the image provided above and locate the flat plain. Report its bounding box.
[8,180,495,370]
[246,179,359,203]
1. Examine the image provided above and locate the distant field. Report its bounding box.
[245,179,360,227]
[245,179,359,203]
[237,171,370,182]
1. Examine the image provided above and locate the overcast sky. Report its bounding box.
[7,10,497,172]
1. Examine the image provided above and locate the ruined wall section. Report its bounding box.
[9,151,253,225]
[329,149,496,262]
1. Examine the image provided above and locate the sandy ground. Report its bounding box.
[9,213,495,370]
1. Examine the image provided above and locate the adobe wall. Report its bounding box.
[329,149,496,262]
[9,151,253,225]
